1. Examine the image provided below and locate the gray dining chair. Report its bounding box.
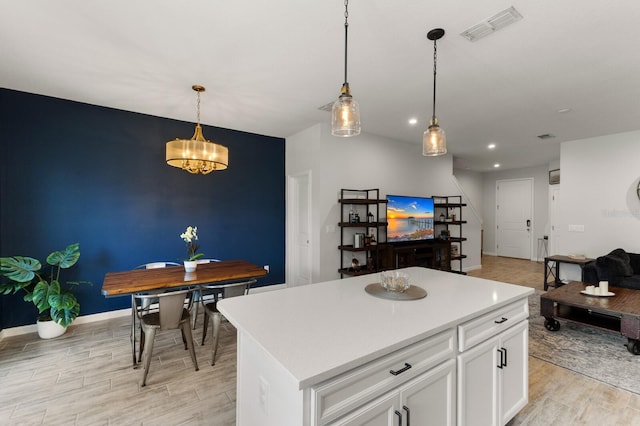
[133,289,199,386]
[199,279,256,365]
[131,261,181,364]
[191,258,221,329]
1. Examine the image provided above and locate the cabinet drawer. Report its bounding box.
[310,329,455,425]
[458,298,528,352]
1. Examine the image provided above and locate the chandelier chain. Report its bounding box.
[196,90,201,125]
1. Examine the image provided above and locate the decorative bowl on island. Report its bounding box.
[380,270,410,293]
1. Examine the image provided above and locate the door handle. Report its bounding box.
[403,405,411,426]
[526,219,531,227]
[395,410,402,426]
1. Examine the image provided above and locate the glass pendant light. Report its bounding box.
[332,0,361,137]
[423,28,447,156]
[166,85,229,174]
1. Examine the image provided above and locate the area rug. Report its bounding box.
[528,290,640,394]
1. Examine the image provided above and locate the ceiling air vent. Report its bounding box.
[461,6,523,42]
[537,133,556,140]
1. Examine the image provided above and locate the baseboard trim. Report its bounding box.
[1,283,288,340]
[0,308,131,340]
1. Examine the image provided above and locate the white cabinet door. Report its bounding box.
[457,336,500,426]
[457,320,528,426]
[335,360,456,426]
[499,321,528,425]
[400,359,456,426]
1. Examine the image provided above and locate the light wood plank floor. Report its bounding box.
[0,257,638,425]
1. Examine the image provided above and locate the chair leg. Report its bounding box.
[141,328,156,387]
[181,327,187,350]
[182,322,199,371]
[138,328,145,364]
[201,311,209,345]
[211,312,221,366]
[192,293,199,330]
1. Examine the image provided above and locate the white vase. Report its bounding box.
[37,319,67,339]
[184,260,198,272]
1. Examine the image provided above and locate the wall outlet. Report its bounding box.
[263,265,270,272]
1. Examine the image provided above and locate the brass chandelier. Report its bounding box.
[166,85,229,174]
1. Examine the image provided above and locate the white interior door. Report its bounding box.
[287,171,312,287]
[496,179,533,259]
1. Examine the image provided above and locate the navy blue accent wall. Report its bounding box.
[0,89,285,329]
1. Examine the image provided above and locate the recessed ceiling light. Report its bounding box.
[487,143,496,150]
[493,163,500,168]
[408,118,418,125]
[557,108,572,114]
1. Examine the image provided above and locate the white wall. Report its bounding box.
[480,165,550,259]
[287,123,481,284]
[559,130,640,257]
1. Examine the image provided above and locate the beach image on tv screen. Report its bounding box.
[387,195,435,242]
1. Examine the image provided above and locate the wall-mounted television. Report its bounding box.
[386,195,435,243]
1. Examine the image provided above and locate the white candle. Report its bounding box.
[600,281,609,294]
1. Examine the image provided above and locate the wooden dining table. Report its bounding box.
[101,259,268,366]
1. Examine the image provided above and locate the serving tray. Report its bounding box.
[365,283,427,300]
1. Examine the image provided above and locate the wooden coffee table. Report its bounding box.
[540,281,640,354]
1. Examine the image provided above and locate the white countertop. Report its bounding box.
[218,267,533,389]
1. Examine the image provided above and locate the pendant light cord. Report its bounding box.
[343,0,349,85]
[432,38,438,121]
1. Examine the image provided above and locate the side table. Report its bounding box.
[544,255,594,291]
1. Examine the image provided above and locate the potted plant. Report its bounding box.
[0,242,91,338]
[180,226,204,272]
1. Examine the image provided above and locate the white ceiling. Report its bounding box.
[2,0,640,172]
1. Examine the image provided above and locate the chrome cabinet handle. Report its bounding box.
[390,362,412,376]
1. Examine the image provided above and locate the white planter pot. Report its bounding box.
[183,260,198,273]
[37,319,67,339]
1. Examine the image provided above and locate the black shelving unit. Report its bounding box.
[338,189,387,278]
[433,195,467,274]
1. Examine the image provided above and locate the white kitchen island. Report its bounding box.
[218,267,534,426]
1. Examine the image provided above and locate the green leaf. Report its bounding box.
[50,292,79,327]
[0,256,41,283]
[31,280,60,313]
[46,243,80,269]
[189,253,204,261]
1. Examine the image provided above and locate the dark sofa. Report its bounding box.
[583,248,640,290]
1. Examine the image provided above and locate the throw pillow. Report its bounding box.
[608,248,634,276]
[596,255,627,285]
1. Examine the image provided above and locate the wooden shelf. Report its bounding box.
[338,189,387,278]
[339,198,388,205]
[433,195,467,274]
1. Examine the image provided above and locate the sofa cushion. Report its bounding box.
[612,275,640,291]
[628,253,640,275]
